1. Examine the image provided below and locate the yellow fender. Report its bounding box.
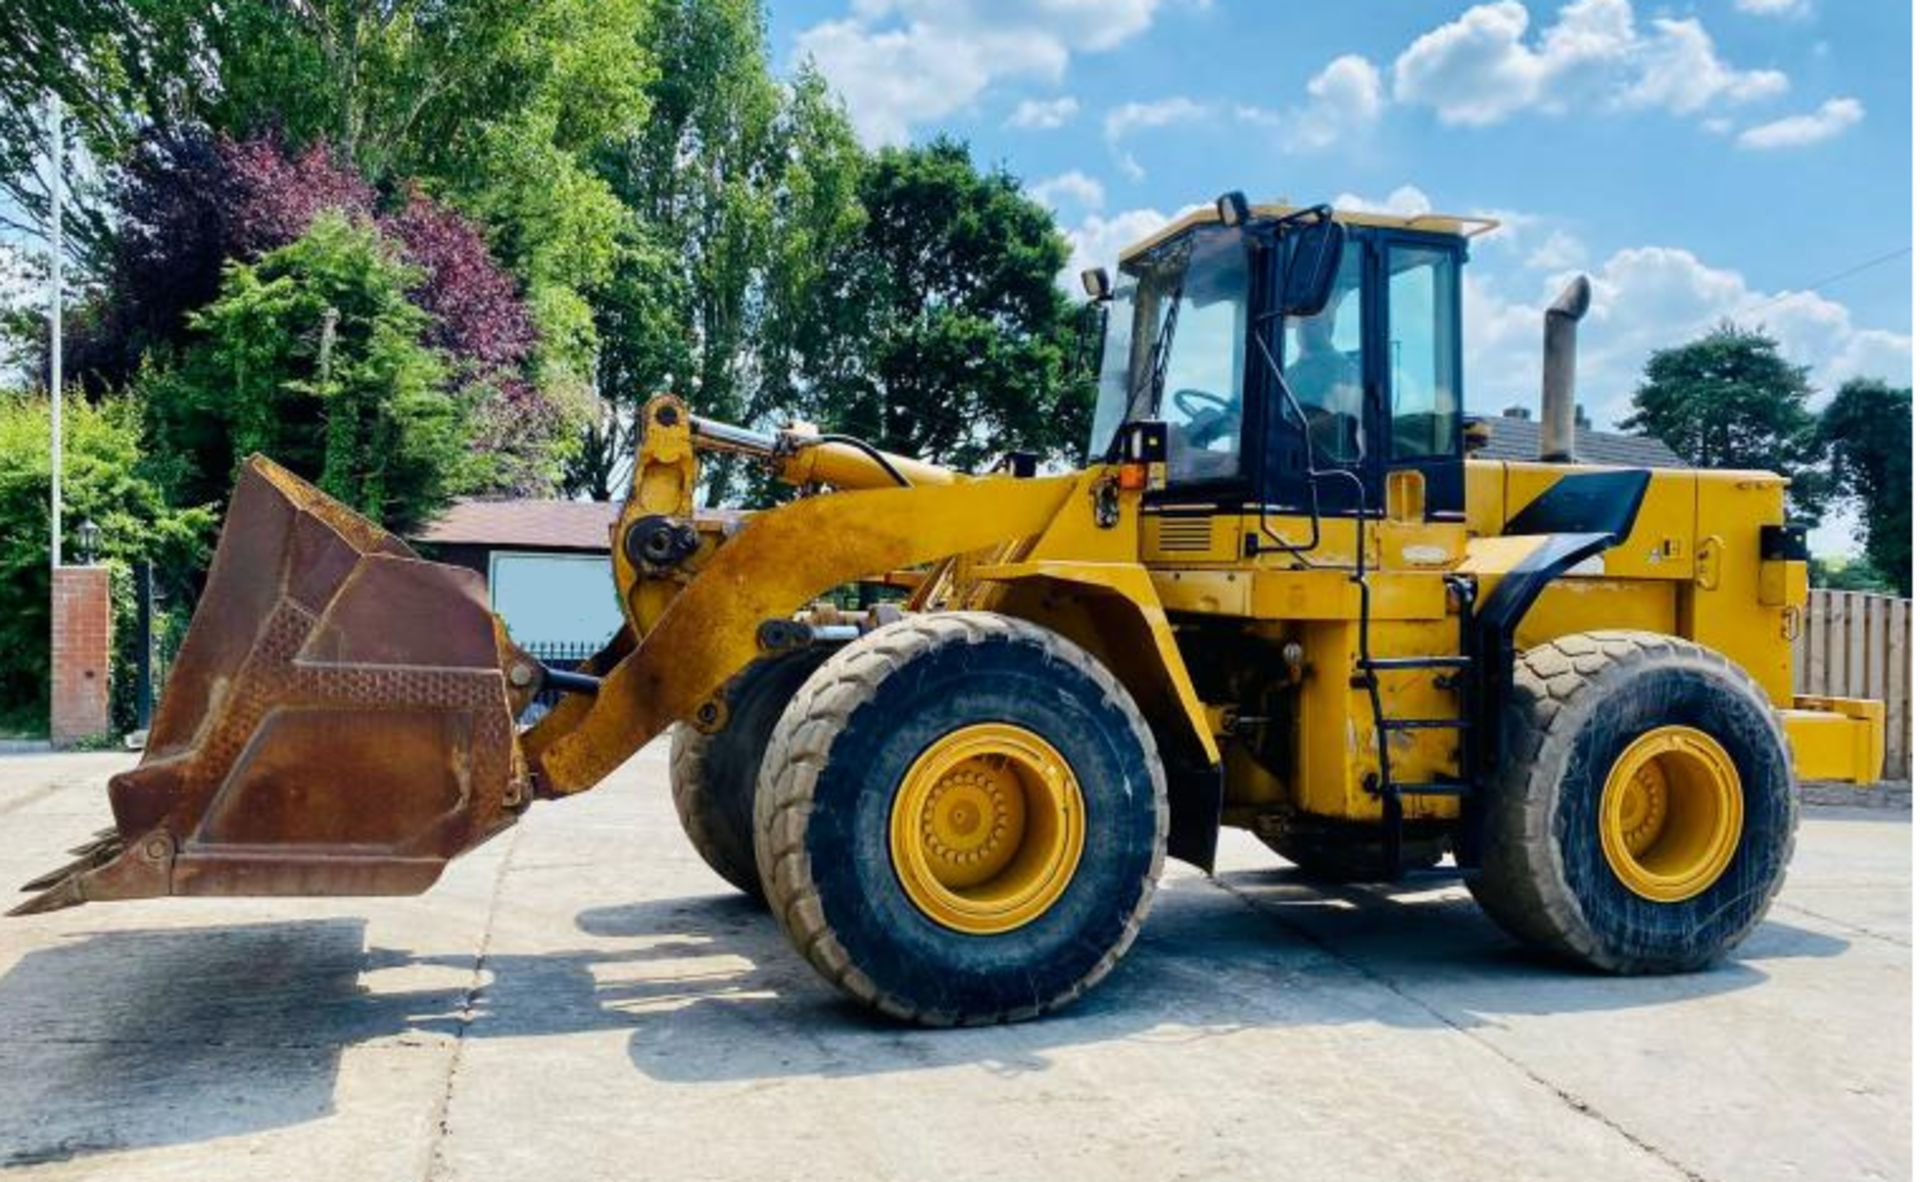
[974,560,1220,768]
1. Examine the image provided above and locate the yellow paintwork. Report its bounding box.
[888,723,1086,934]
[1687,472,1797,704]
[614,396,704,640]
[1153,568,1448,621]
[523,461,1081,794]
[542,390,1884,837]
[1466,459,1800,705]
[777,437,962,489]
[972,561,1221,765]
[1598,726,1744,902]
[1783,696,1886,783]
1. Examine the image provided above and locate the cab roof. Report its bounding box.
[1117,202,1501,264]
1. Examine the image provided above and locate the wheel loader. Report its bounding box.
[15,194,1887,1026]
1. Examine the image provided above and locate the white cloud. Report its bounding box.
[1031,170,1106,212]
[1100,97,1212,177]
[1103,96,1210,141]
[1331,185,1434,216]
[1055,203,1211,290]
[1734,0,1811,17]
[1736,97,1864,149]
[1392,0,1787,126]
[1623,18,1787,113]
[1059,208,1172,290]
[1526,228,1588,270]
[1463,245,1912,431]
[1007,96,1080,129]
[1240,54,1385,152]
[797,1,1175,145]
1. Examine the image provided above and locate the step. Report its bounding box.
[1377,717,1472,732]
[1358,655,1473,671]
[1382,777,1473,797]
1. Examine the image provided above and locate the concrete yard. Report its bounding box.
[0,747,1907,1182]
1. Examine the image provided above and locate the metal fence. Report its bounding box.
[1794,590,1911,780]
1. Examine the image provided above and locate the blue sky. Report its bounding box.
[768,0,1913,439]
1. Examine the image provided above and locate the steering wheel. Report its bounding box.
[1171,388,1231,419]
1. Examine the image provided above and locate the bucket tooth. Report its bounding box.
[13,455,529,912]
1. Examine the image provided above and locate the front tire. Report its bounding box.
[755,613,1167,1025]
[1466,630,1796,973]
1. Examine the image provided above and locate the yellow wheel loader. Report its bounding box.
[16,194,1886,1026]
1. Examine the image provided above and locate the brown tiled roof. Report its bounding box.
[1477,417,1686,469]
[413,499,619,551]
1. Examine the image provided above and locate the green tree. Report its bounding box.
[613,0,781,426]
[0,0,228,269]
[754,64,873,423]
[1622,323,1829,518]
[0,392,212,732]
[146,212,475,529]
[3,0,652,391]
[1820,378,1912,595]
[1810,556,1896,594]
[793,138,1091,471]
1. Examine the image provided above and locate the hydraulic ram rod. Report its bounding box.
[689,415,960,490]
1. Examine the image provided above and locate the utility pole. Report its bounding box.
[48,90,63,572]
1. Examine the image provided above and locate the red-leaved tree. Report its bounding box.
[83,129,565,494]
[381,187,535,371]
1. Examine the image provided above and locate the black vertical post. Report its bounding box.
[134,560,153,730]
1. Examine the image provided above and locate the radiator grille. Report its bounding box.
[1156,517,1213,553]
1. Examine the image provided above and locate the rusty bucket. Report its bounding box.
[13,457,530,914]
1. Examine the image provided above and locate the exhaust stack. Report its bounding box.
[1540,275,1591,463]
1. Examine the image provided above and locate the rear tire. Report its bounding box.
[669,650,828,900]
[755,613,1167,1025]
[1465,630,1796,973]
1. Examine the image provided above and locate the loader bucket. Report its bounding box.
[12,456,530,915]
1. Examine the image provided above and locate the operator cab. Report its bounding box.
[1086,197,1495,526]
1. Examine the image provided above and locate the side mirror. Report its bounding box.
[1074,298,1108,383]
[1277,217,1346,318]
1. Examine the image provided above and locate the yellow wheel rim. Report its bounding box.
[1598,725,1743,903]
[889,723,1086,935]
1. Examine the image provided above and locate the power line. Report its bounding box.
[1745,244,1913,314]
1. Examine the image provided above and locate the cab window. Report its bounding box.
[1387,246,1461,459]
[1281,250,1365,464]
[1157,229,1250,483]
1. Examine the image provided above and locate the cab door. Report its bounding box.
[1255,234,1377,518]
[1376,236,1466,519]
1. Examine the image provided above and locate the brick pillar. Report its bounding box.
[51,566,112,745]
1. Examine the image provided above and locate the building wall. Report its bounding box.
[51,567,112,744]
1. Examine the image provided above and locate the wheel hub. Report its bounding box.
[889,724,1086,934]
[1599,726,1743,903]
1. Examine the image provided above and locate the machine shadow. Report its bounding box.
[0,871,1849,1162]
[0,918,393,1165]
[572,867,1848,1084]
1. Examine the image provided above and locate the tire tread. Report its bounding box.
[753,611,1168,1026]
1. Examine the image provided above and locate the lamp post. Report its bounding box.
[76,518,100,566]
[48,90,63,573]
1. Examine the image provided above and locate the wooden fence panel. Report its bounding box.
[1793,589,1912,781]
